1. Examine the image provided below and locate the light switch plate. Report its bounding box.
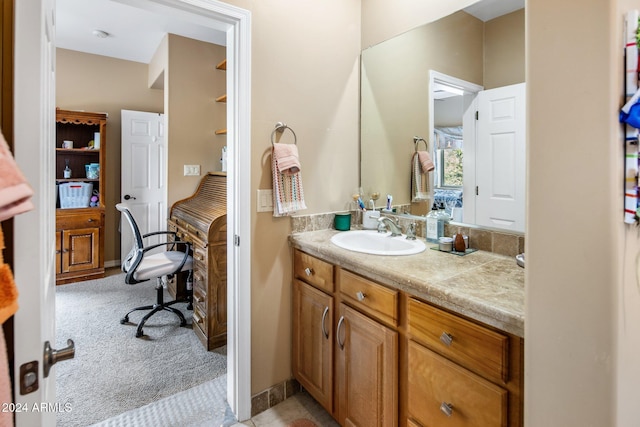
[183,165,201,176]
[257,189,273,212]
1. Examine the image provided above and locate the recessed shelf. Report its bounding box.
[216,59,227,70]
[215,129,227,135]
[56,178,100,183]
[215,94,227,103]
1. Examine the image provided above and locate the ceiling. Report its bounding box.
[55,0,227,64]
[55,0,525,64]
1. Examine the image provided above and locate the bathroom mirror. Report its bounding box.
[360,0,525,231]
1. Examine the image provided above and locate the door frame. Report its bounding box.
[428,70,483,223]
[13,0,253,422]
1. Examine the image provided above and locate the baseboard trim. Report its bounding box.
[251,378,301,417]
[105,259,120,269]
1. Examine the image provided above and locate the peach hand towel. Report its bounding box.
[0,226,18,324]
[417,150,435,172]
[0,130,34,222]
[272,143,301,174]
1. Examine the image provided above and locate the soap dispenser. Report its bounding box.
[426,203,439,243]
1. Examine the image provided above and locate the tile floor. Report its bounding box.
[231,392,339,427]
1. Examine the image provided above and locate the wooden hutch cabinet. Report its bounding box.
[55,109,107,284]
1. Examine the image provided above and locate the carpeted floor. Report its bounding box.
[55,272,227,427]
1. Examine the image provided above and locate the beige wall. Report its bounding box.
[361,0,479,48]
[221,0,361,394]
[484,9,525,90]
[527,0,618,424]
[56,48,164,264]
[166,35,226,206]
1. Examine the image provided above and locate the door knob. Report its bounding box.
[43,339,75,378]
[123,194,136,200]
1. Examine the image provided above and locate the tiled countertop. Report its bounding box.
[289,229,524,337]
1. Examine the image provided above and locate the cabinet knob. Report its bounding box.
[440,332,454,347]
[304,267,314,276]
[356,291,366,301]
[87,218,94,222]
[440,402,454,417]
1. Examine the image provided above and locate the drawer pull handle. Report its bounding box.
[196,253,204,261]
[193,293,204,303]
[321,306,329,339]
[193,312,204,324]
[356,291,366,301]
[440,402,453,417]
[336,316,345,350]
[304,267,314,277]
[440,332,454,347]
[87,218,94,222]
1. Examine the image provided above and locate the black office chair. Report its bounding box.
[116,203,193,338]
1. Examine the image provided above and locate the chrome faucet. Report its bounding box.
[378,216,403,237]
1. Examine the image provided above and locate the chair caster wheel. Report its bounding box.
[136,330,144,338]
[120,317,128,324]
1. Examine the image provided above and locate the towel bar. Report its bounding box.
[413,136,428,152]
[271,122,297,145]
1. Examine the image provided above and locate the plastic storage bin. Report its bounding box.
[59,182,93,208]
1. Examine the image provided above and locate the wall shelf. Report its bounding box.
[215,94,227,103]
[215,129,227,135]
[216,59,227,70]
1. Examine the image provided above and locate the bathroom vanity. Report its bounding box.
[290,229,524,427]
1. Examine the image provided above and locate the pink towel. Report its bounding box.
[417,151,435,172]
[0,130,34,222]
[271,146,307,217]
[272,143,301,174]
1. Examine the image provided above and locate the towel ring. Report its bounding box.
[413,136,428,152]
[271,122,297,146]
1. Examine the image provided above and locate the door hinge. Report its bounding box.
[475,111,479,120]
[234,234,240,246]
[476,186,479,195]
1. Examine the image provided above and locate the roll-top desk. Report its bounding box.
[168,172,227,350]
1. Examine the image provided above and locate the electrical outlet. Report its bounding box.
[183,165,201,176]
[257,189,273,212]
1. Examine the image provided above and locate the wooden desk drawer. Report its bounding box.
[408,341,507,427]
[294,250,334,293]
[192,304,208,335]
[408,298,509,383]
[338,269,398,326]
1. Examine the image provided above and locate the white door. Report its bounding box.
[120,110,167,258]
[475,83,526,232]
[13,1,61,425]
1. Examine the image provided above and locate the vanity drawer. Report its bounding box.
[294,250,334,293]
[408,298,509,383]
[408,340,507,427]
[338,269,398,326]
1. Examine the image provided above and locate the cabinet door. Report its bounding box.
[61,227,100,273]
[292,280,334,414]
[336,303,398,427]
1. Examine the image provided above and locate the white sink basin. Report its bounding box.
[330,230,426,256]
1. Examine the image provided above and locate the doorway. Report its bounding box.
[12,0,252,424]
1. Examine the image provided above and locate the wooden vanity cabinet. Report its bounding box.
[292,249,398,426]
[407,298,523,427]
[292,248,523,427]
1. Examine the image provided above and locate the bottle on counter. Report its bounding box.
[426,203,439,243]
[436,202,450,240]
